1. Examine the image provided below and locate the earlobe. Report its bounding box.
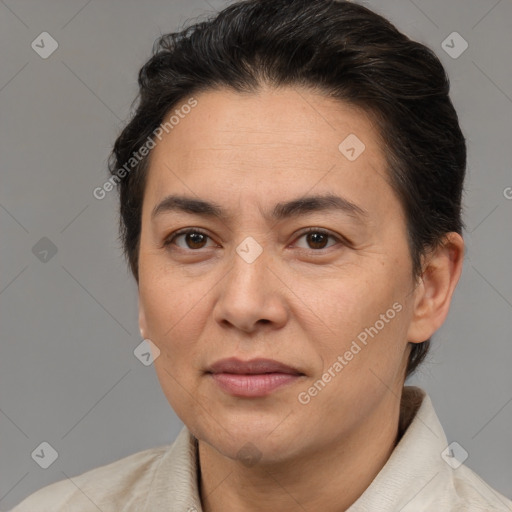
[406,233,464,343]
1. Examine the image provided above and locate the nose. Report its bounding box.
[212,246,288,334]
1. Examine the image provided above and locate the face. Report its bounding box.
[138,86,419,463]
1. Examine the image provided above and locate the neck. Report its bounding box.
[198,389,406,512]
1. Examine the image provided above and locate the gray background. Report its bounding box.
[1,0,511,509]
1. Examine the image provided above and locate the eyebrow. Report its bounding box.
[151,193,368,223]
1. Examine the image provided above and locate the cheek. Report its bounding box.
[299,284,409,421]
[312,262,409,367]
[140,270,211,422]
[139,263,207,362]
[318,275,389,333]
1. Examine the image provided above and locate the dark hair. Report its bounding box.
[108,0,466,379]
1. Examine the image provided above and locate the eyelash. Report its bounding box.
[163,227,346,253]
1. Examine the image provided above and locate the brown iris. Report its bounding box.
[305,232,329,250]
[185,232,208,249]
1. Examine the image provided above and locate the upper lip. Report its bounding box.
[207,358,304,375]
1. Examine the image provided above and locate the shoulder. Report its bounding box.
[10,444,171,512]
[450,463,512,511]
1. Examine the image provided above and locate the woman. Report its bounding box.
[12,0,512,510]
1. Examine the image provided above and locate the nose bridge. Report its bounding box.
[229,235,272,298]
[235,234,266,266]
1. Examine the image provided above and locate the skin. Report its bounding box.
[137,86,464,512]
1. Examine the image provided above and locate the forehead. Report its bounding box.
[143,86,396,221]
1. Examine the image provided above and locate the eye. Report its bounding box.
[163,227,345,253]
[163,228,216,251]
[294,228,343,251]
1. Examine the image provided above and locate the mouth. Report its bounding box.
[206,357,305,398]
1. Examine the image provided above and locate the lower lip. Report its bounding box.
[210,373,302,397]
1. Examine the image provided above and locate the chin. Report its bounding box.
[194,412,306,464]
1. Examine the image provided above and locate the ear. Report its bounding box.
[407,232,464,343]
[139,299,148,340]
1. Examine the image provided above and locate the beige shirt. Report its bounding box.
[11,386,512,511]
